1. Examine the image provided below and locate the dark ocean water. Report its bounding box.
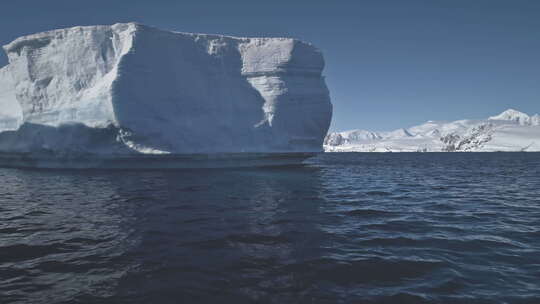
[1,153,540,304]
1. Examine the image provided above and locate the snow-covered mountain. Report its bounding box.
[325,109,540,152]
[0,23,332,155]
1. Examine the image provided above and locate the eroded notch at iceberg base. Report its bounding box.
[0,22,333,168]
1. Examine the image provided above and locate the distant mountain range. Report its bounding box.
[325,109,540,152]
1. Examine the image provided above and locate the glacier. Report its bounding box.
[325,109,540,152]
[0,23,332,167]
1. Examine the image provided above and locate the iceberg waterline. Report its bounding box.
[325,109,540,152]
[0,23,332,156]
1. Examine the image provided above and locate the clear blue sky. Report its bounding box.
[1,0,539,131]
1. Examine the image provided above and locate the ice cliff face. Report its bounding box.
[0,23,332,154]
[0,66,22,131]
[325,109,540,152]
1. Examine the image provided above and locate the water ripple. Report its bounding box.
[0,153,539,303]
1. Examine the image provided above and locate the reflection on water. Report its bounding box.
[1,153,540,303]
[0,170,139,303]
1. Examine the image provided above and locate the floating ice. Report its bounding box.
[0,23,332,158]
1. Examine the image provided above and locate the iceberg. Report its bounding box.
[0,23,332,168]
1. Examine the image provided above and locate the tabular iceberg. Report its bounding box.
[0,23,332,167]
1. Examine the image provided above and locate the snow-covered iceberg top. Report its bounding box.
[0,23,332,155]
[325,109,540,152]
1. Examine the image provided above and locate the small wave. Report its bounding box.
[25,210,49,216]
[35,260,101,274]
[344,209,395,217]
[357,236,423,247]
[227,233,291,245]
[2,215,26,221]
[0,226,42,235]
[356,235,527,252]
[0,227,23,234]
[182,217,216,224]
[65,237,113,246]
[178,185,209,192]
[125,196,154,203]
[361,293,431,304]
[365,191,392,196]
[281,257,443,284]
[0,243,79,263]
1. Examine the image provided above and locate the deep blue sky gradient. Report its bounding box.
[1,0,539,131]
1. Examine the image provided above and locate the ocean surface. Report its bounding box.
[1,153,539,304]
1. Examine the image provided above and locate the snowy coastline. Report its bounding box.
[325,109,540,152]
